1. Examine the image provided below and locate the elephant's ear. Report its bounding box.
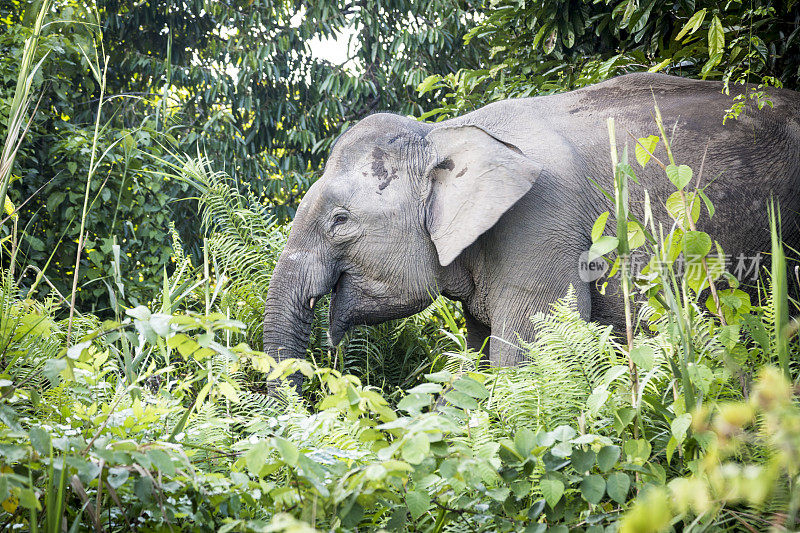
[423,125,543,266]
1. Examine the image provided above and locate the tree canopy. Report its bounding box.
[4,0,484,311]
[419,0,799,119]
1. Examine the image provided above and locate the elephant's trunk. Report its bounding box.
[262,250,328,391]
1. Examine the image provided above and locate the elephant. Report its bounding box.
[262,72,800,381]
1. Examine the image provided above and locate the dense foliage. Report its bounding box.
[418,0,800,118]
[3,0,483,312]
[0,0,798,531]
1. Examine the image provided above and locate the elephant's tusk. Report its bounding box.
[309,297,316,309]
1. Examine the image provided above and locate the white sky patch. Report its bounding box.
[291,8,361,71]
[308,26,359,66]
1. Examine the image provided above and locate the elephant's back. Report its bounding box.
[454,73,799,140]
[448,74,799,181]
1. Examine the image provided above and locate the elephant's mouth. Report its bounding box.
[327,272,350,346]
[332,271,345,298]
[307,272,343,311]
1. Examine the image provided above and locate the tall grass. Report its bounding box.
[65,23,107,344]
[769,201,790,378]
[0,0,51,210]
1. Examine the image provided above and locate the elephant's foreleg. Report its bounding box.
[487,280,592,367]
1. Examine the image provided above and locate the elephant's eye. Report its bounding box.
[332,214,348,227]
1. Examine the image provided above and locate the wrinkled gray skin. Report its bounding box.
[263,73,800,383]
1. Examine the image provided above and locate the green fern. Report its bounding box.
[489,287,623,432]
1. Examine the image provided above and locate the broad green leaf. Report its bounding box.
[511,480,531,498]
[500,440,524,463]
[543,28,558,54]
[617,162,638,184]
[29,426,50,456]
[687,363,714,394]
[588,236,619,261]
[606,472,631,504]
[597,445,621,472]
[717,324,740,350]
[613,407,637,435]
[621,0,636,23]
[587,386,610,416]
[125,305,151,321]
[66,456,102,484]
[401,434,430,464]
[43,358,65,386]
[666,435,678,465]
[708,15,725,56]
[665,191,701,227]
[274,437,299,466]
[528,499,546,520]
[572,434,598,446]
[580,474,606,504]
[134,476,154,504]
[514,428,537,457]
[347,385,360,406]
[648,57,671,72]
[194,382,212,408]
[676,9,707,41]
[417,75,441,96]
[571,449,596,473]
[563,26,575,48]
[487,486,510,501]
[683,231,712,263]
[108,467,129,489]
[624,439,652,464]
[217,381,240,403]
[397,392,431,412]
[444,390,479,410]
[666,164,693,189]
[543,451,570,472]
[551,441,572,458]
[424,370,452,383]
[708,289,752,319]
[533,22,552,50]
[167,334,198,359]
[340,501,363,528]
[540,478,564,508]
[406,383,442,394]
[66,340,91,360]
[591,211,610,242]
[627,220,646,249]
[551,425,577,441]
[629,345,655,371]
[406,489,430,519]
[701,52,723,78]
[148,449,175,476]
[452,376,489,399]
[635,135,659,168]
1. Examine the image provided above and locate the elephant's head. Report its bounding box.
[262,113,543,373]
